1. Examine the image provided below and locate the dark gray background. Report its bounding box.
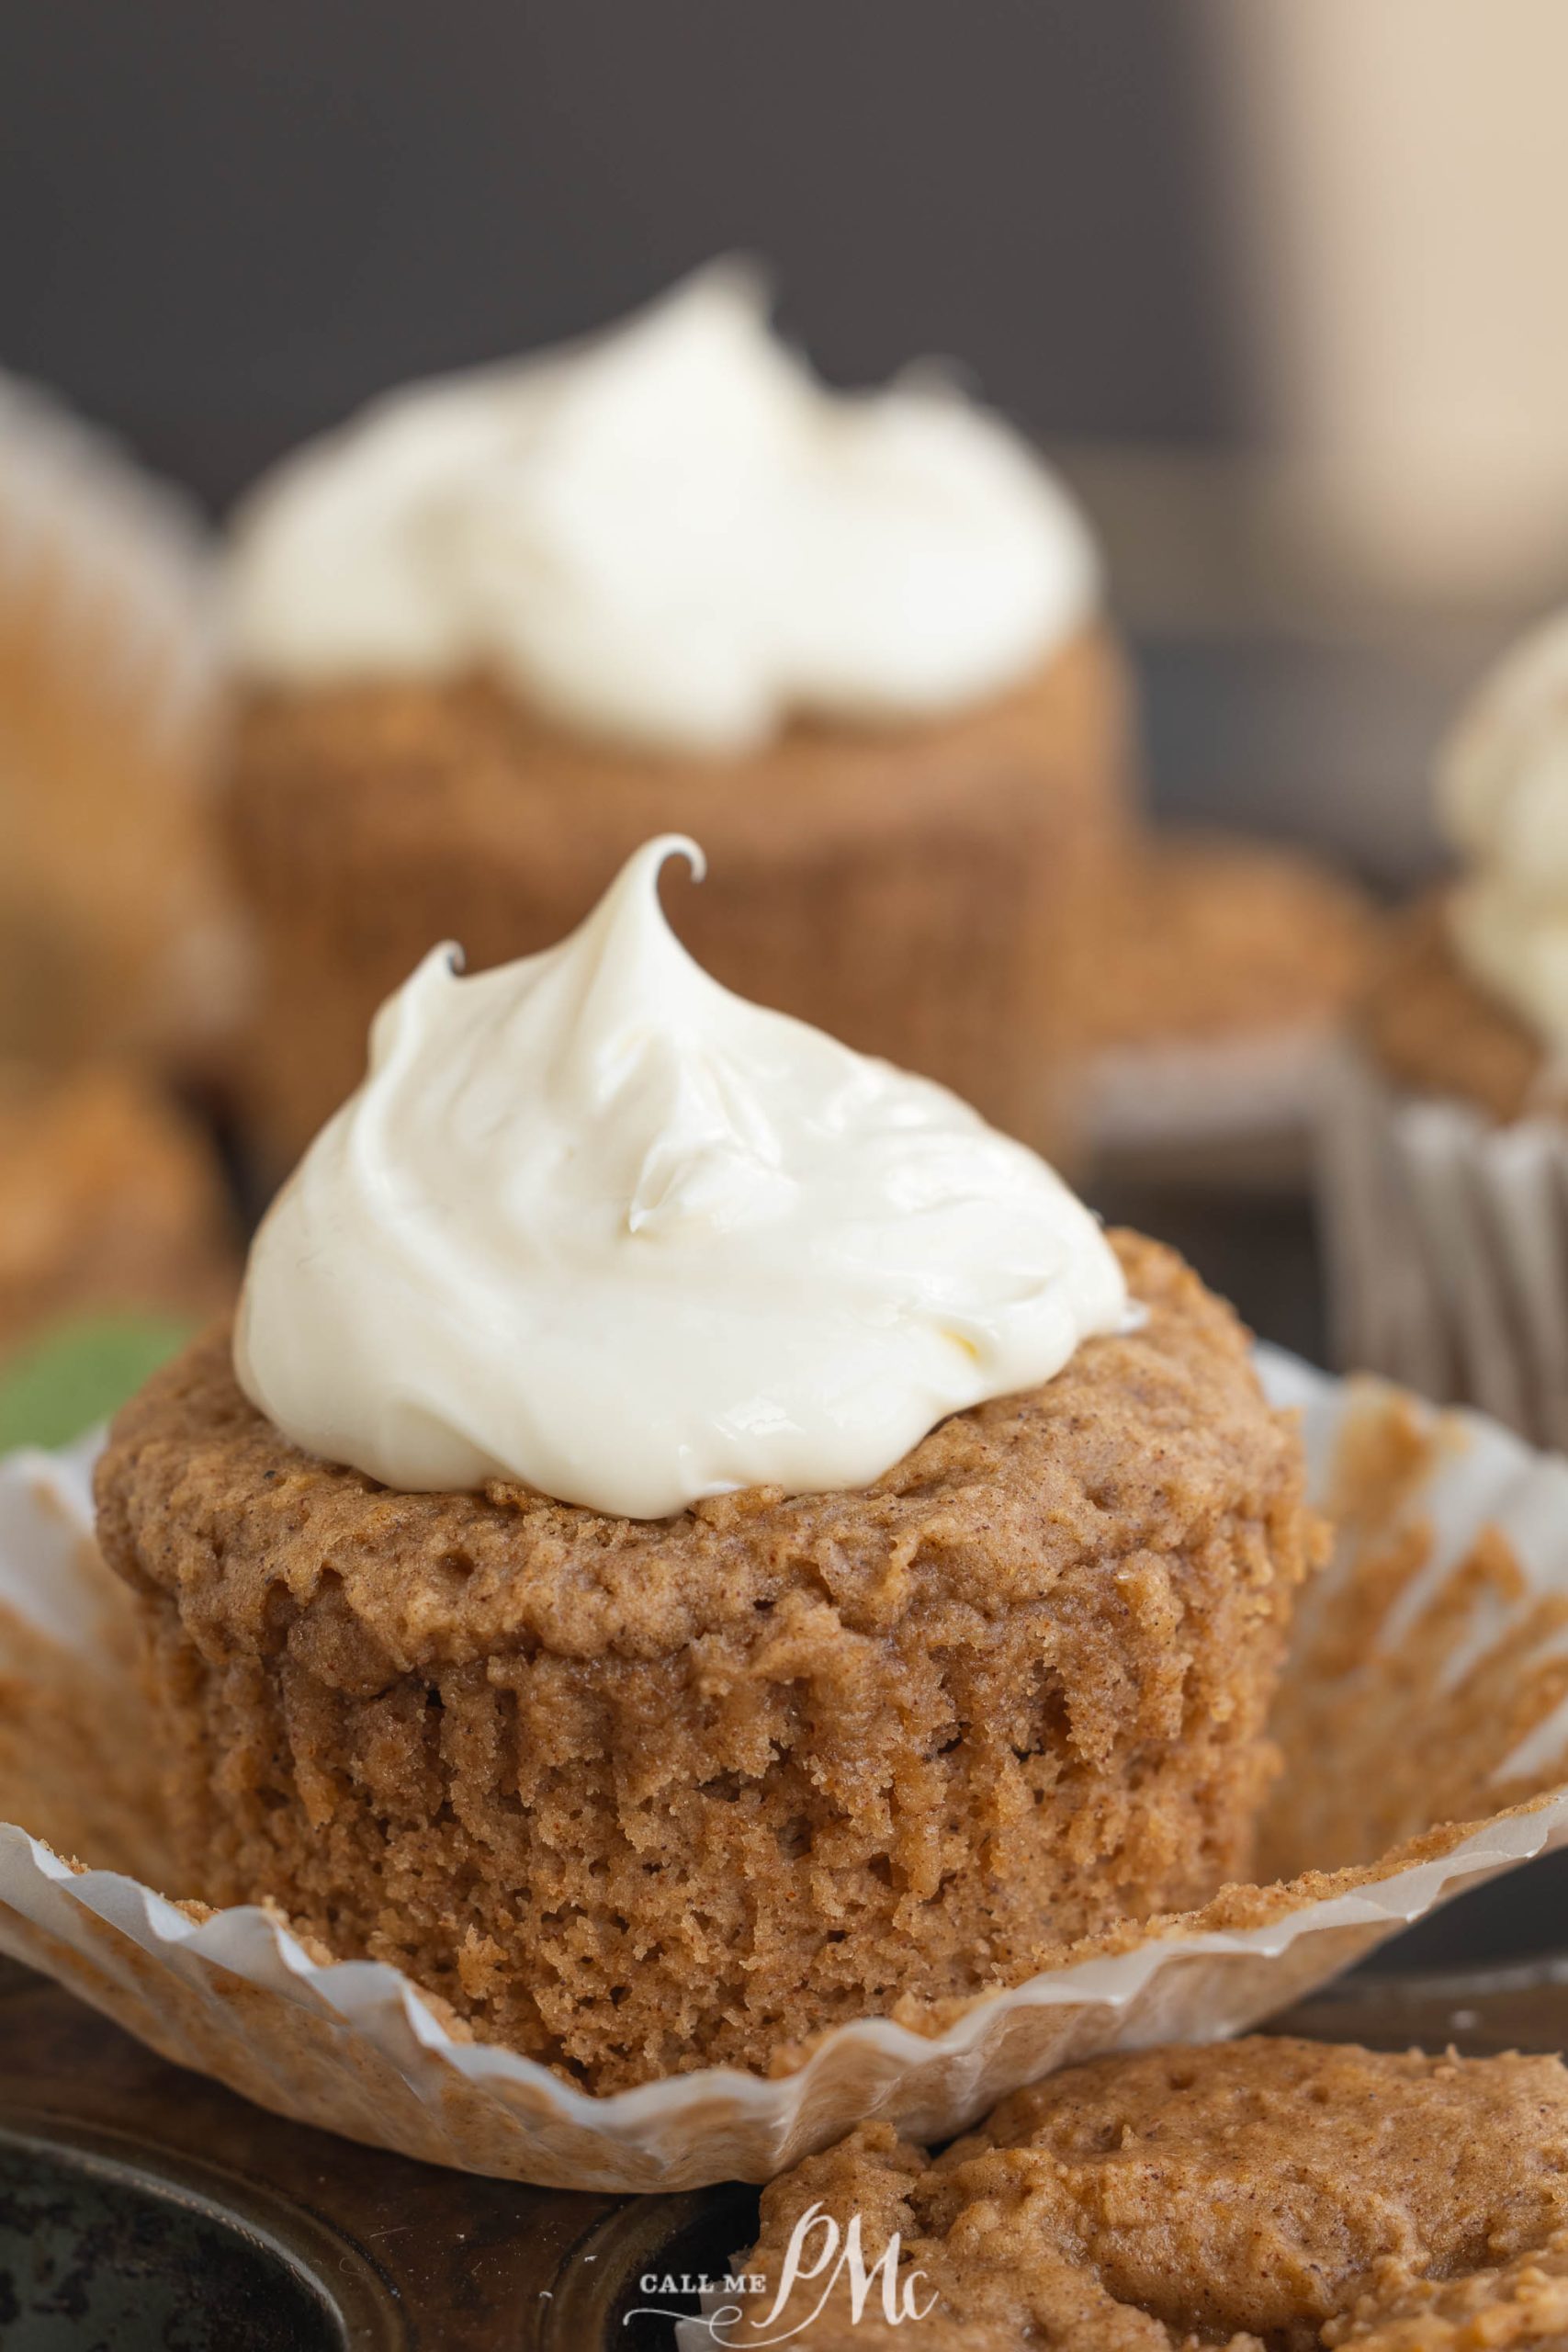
[0,0,1482,892]
[0,1,1241,511]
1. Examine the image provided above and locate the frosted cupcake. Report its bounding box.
[220,265,1131,1172]
[96,839,1315,2090]
[1322,608,1568,1442]
[1080,831,1375,1182]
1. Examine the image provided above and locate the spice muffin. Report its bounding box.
[96,841,1315,2092]
[1322,607,1568,1439]
[1080,831,1375,1181]
[1084,835,1373,1059]
[728,2037,1568,2348]
[1360,891,1551,1125]
[0,371,239,1077]
[220,264,1132,1170]
[0,1061,234,1363]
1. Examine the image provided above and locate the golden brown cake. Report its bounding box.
[220,266,1134,1174]
[1080,832,1374,1056]
[0,373,240,1077]
[227,630,1133,1172]
[731,2037,1568,2349]
[0,1062,235,1360]
[93,1229,1314,2091]
[1357,891,1550,1126]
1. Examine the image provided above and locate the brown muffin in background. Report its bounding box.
[225,628,1134,1176]
[1080,831,1375,1056]
[94,1229,1316,2091]
[734,2037,1568,2349]
[0,1062,235,1362]
[0,372,241,1080]
[1357,890,1551,1126]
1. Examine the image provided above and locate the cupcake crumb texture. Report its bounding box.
[735,2036,1568,2349]
[94,1229,1314,2090]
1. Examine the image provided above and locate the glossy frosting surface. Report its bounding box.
[235,838,1127,1514]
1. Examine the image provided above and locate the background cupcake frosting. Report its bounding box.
[1442,610,1568,1059]
[225,265,1101,754]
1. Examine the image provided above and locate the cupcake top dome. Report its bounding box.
[222,264,1100,757]
[1441,606,1568,1056]
[235,837,1127,1517]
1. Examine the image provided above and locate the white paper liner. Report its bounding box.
[0,372,243,1063]
[1317,1043,1568,1449]
[0,1355,1565,2189]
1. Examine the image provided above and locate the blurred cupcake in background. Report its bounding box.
[0,1062,236,1450]
[1080,830,1375,1186]
[0,373,243,1079]
[1321,609,1568,1442]
[220,262,1136,1174]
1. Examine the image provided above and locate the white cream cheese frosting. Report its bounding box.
[1440,607,1568,1057]
[234,837,1127,1517]
[223,264,1100,756]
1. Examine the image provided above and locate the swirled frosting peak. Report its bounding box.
[223,264,1099,755]
[235,838,1127,1516]
[1440,606,1568,1054]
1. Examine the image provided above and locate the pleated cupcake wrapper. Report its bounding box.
[3,1358,1568,2193]
[1317,1044,1568,1451]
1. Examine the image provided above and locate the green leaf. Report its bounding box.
[0,1313,194,1453]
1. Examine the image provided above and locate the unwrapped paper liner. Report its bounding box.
[3,1355,1568,2191]
[1318,1042,1568,1451]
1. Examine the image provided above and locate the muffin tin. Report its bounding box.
[0,1955,753,2350]
[2,1948,1563,2349]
